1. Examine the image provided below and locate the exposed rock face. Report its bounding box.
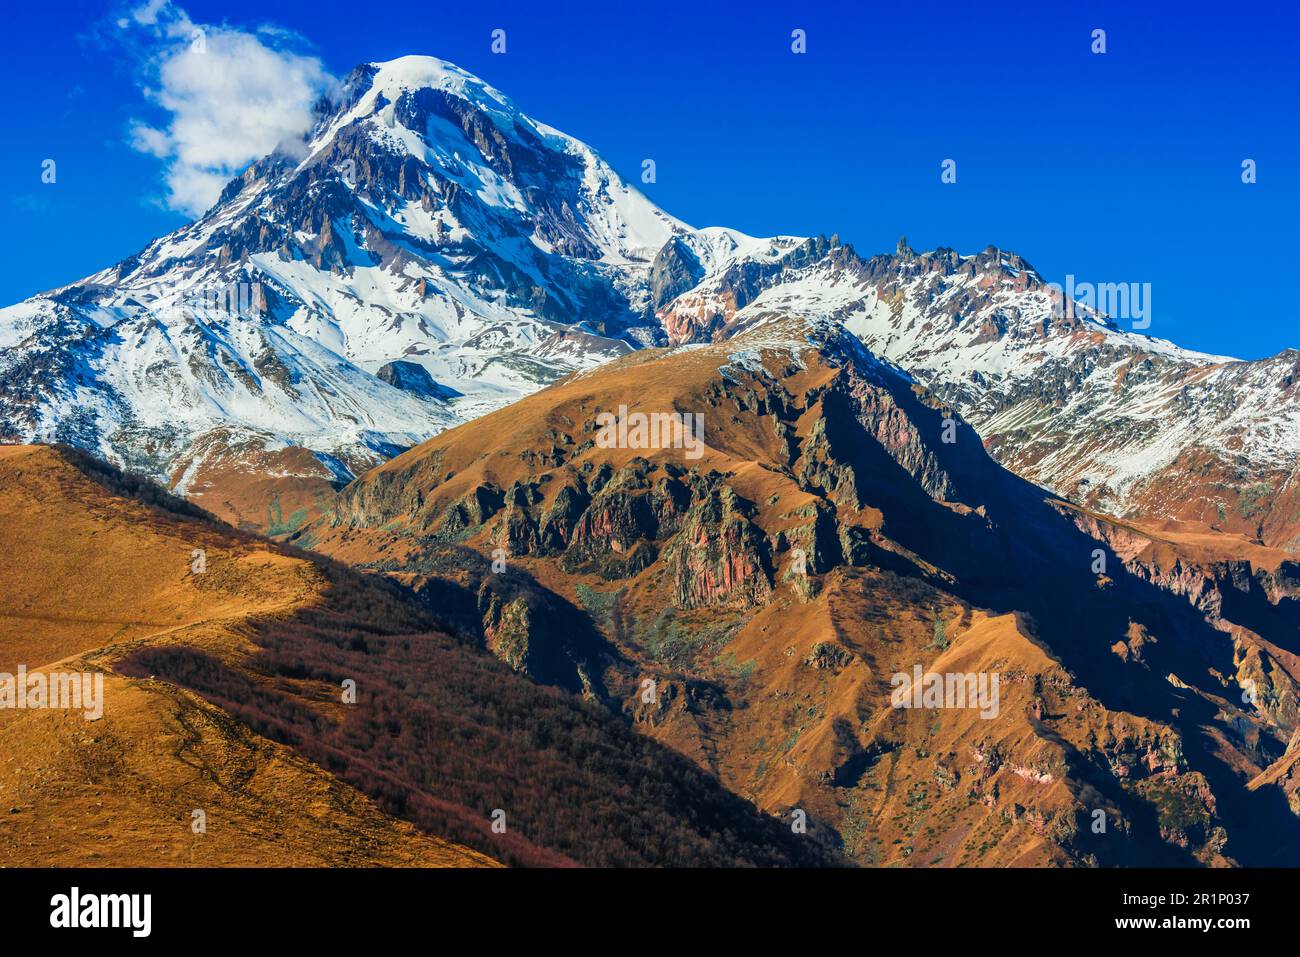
[561,463,666,576]
[438,483,505,538]
[649,237,705,311]
[376,360,455,399]
[1059,502,1300,748]
[331,456,437,531]
[480,589,531,672]
[538,482,590,552]
[666,483,773,608]
[494,481,544,554]
[513,462,772,603]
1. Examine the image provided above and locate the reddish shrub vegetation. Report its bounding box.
[119,568,839,868]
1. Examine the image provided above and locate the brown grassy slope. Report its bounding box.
[1,443,836,868]
[309,319,1300,865]
[1053,499,1297,574]
[167,429,342,536]
[0,444,492,866]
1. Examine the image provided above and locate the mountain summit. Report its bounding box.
[0,56,797,528]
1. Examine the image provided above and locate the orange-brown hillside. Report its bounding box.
[312,317,1300,867]
[167,428,343,537]
[1,443,833,868]
[0,444,492,867]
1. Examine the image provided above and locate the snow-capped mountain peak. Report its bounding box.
[0,54,797,519]
[2,55,1296,548]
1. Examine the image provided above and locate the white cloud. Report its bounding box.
[128,121,169,157]
[117,1,334,217]
[130,0,168,26]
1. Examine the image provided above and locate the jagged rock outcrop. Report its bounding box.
[666,483,773,609]
[649,237,706,311]
[377,360,455,399]
[479,588,531,672]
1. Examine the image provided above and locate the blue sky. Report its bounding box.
[2,0,1296,358]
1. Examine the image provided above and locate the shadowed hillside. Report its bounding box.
[0,443,836,867]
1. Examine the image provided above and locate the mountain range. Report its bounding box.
[4,55,1297,548]
[2,54,1298,868]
